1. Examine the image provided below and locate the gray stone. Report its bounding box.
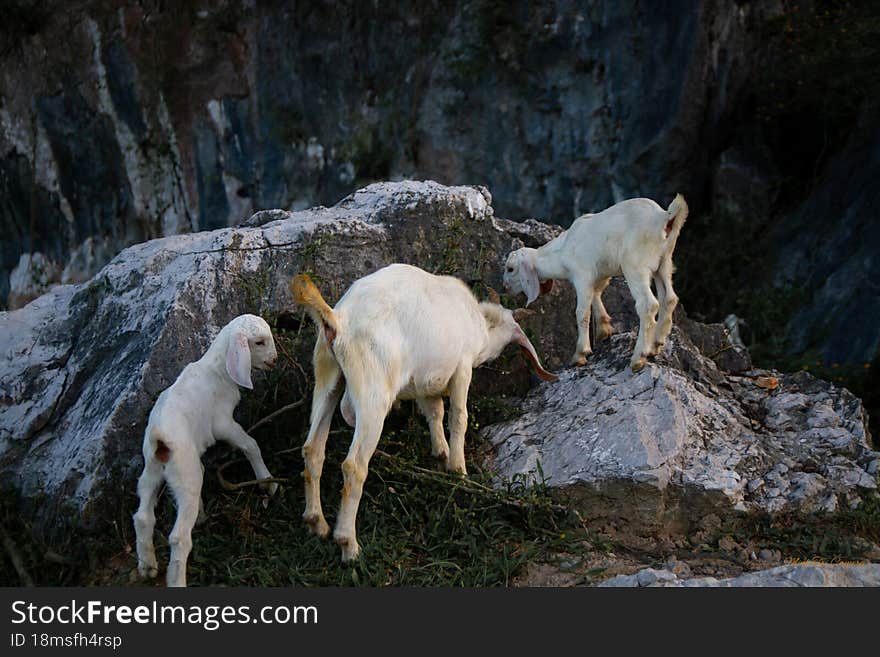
[0,181,581,533]
[636,568,678,587]
[661,564,880,588]
[484,316,878,529]
[597,573,640,588]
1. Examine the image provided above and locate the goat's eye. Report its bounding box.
[506,267,514,273]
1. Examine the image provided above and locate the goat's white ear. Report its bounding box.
[520,258,541,306]
[226,331,253,389]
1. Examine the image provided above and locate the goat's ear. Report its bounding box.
[226,331,254,389]
[520,258,541,306]
[513,325,557,382]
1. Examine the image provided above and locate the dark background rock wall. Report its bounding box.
[1,0,878,380]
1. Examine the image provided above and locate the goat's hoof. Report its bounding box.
[650,342,665,356]
[334,533,360,562]
[570,352,590,367]
[260,481,279,497]
[432,447,450,464]
[597,324,613,342]
[137,561,158,580]
[165,562,186,588]
[445,460,467,476]
[630,358,647,373]
[303,513,330,538]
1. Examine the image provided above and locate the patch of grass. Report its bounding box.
[721,495,880,563]
[171,418,582,587]
[0,314,585,587]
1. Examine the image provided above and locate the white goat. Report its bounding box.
[503,195,688,372]
[133,314,278,587]
[291,264,556,562]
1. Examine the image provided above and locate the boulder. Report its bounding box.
[0,180,579,534]
[484,309,878,532]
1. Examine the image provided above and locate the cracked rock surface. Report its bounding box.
[0,181,580,532]
[484,317,877,529]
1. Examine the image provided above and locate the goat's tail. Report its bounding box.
[662,193,689,249]
[291,274,339,345]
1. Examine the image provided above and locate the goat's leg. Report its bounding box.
[623,267,660,372]
[197,462,207,525]
[163,449,203,587]
[301,342,343,538]
[652,256,678,354]
[133,457,164,580]
[334,407,388,562]
[417,396,449,465]
[592,277,613,342]
[215,418,277,496]
[572,276,596,366]
[446,366,473,475]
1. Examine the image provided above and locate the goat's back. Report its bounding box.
[332,264,487,391]
[564,198,673,274]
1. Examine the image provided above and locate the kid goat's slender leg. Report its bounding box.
[133,457,164,579]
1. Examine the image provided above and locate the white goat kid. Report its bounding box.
[503,195,688,372]
[292,264,555,562]
[133,314,278,587]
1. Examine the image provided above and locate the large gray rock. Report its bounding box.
[484,313,878,530]
[600,564,880,587]
[0,181,579,533]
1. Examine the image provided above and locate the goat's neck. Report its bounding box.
[475,336,503,368]
[534,238,568,280]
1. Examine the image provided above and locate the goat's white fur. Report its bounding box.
[133,314,278,587]
[292,264,554,562]
[503,195,688,372]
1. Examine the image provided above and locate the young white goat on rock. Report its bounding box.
[291,264,556,562]
[503,195,688,372]
[133,314,278,587]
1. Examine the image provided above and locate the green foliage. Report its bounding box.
[721,495,880,563]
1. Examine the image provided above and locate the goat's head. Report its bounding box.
[503,247,551,306]
[478,302,557,382]
[223,314,278,389]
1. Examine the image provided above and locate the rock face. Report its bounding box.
[0,0,776,307]
[772,109,880,366]
[599,563,880,587]
[484,308,878,531]
[0,181,579,533]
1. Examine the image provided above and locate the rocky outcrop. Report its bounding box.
[484,306,878,531]
[599,563,880,587]
[0,181,579,533]
[2,180,876,549]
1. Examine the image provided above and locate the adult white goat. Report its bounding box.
[133,314,278,587]
[291,264,556,562]
[503,195,688,372]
